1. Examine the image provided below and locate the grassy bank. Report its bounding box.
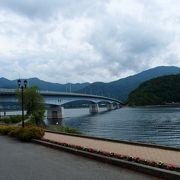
[46,125,82,135]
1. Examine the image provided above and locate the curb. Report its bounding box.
[32,139,180,180]
[45,130,180,152]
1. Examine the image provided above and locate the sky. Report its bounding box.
[0,0,180,83]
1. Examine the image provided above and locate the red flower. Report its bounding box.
[114,154,123,159]
[134,157,140,162]
[166,164,177,170]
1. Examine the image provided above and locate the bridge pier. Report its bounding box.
[89,104,99,113]
[114,103,120,109]
[117,104,122,109]
[107,103,114,111]
[47,106,64,119]
[116,104,120,109]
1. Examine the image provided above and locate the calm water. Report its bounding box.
[45,107,180,148]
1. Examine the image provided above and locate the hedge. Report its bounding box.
[0,125,44,141]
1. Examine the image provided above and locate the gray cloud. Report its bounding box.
[0,0,62,19]
[0,0,180,83]
[0,0,105,19]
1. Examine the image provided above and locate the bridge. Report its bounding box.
[0,89,122,119]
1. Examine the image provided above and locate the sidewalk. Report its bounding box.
[1,135,154,180]
[43,132,180,167]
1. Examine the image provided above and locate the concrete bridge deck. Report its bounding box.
[43,132,180,167]
[0,88,123,119]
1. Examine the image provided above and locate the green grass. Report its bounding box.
[0,115,27,124]
[46,125,82,135]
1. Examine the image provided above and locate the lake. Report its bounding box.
[45,107,180,148]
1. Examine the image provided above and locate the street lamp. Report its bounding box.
[17,79,27,127]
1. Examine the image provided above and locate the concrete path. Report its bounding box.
[44,132,180,167]
[0,135,156,180]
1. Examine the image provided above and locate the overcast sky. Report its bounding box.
[0,0,180,83]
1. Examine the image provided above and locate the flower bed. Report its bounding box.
[43,138,178,171]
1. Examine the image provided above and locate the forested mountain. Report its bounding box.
[77,66,180,101]
[128,74,180,106]
[1,66,180,102]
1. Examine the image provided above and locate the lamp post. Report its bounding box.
[17,79,27,128]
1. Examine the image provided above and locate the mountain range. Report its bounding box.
[1,66,180,102]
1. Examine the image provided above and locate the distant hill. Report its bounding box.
[1,66,180,102]
[0,77,89,92]
[12,78,90,92]
[128,74,180,106]
[77,66,180,101]
[0,77,16,88]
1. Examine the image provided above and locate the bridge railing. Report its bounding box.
[0,89,16,92]
[0,89,122,104]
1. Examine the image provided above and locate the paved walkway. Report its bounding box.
[0,135,156,180]
[44,132,180,167]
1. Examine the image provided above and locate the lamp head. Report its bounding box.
[24,80,27,88]
[17,79,21,88]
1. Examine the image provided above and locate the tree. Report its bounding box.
[17,86,45,126]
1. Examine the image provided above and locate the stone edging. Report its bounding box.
[45,130,180,152]
[32,139,180,179]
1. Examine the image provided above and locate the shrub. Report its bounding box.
[0,117,11,124]
[0,125,44,141]
[0,125,16,135]
[13,128,31,141]
[9,115,22,123]
[0,115,25,124]
[8,126,22,136]
[14,126,44,141]
[25,126,45,139]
